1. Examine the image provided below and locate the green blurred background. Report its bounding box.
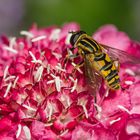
[0,0,140,40]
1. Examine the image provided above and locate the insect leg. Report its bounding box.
[72,60,84,75]
[62,51,80,68]
[74,60,84,68]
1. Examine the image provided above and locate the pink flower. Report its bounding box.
[93,24,140,58]
[0,23,140,139]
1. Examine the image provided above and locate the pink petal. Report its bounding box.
[119,114,140,139]
[93,24,130,51]
[129,83,140,114]
[72,122,116,140]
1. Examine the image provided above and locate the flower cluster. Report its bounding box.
[0,23,140,140]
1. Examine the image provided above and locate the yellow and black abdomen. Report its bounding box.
[92,52,121,90]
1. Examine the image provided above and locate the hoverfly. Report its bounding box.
[68,31,140,93]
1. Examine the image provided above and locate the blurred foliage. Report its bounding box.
[23,0,139,40]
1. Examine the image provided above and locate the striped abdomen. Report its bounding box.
[93,52,120,90]
[78,37,101,53]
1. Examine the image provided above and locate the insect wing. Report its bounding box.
[84,55,102,94]
[100,44,140,65]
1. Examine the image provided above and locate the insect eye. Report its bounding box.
[70,31,86,46]
[70,34,79,46]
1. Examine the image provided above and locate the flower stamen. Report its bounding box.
[110,117,121,125]
[3,37,18,54]
[22,104,36,112]
[60,129,69,136]
[20,30,34,38]
[31,35,47,42]
[49,29,61,41]
[55,63,66,72]
[4,46,18,54]
[125,68,135,76]
[29,51,37,62]
[5,75,16,82]
[4,82,12,98]
[16,124,22,138]
[124,80,134,85]
[94,103,102,119]
[3,65,9,79]
[47,102,53,121]
[79,99,88,118]
[23,126,31,140]
[71,78,77,92]
[13,76,19,88]
[47,80,55,84]
[118,105,131,114]
[55,76,61,92]
[34,65,44,82]
[9,37,16,48]
[52,52,62,59]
